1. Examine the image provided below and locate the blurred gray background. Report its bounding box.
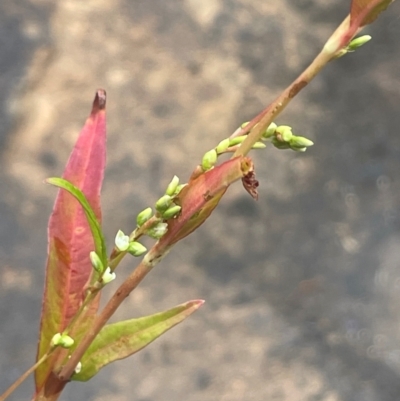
[1,1,400,400]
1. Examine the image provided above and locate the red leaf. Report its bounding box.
[350,0,394,28]
[158,156,257,248]
[35,90,107,391]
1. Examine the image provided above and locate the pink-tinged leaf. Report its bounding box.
[350,0,394,28]
[158,156,258,248]
[35,90,107,392]
[72,300,205,382]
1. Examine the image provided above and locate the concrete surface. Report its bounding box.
[1,1,400,400]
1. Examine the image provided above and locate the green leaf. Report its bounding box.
[46,177,107,266]
[72,300,205,381]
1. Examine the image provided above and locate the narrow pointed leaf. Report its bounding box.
[35,90,107,392]
[158,156,257,247]
[72,300,205,381]
[350,0,394,28]
[46,177,107,265]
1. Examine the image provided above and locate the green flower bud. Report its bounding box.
[155,194,173,213]
[162,204,182,219]
[147,222,168,239]
[271,137,290,149]
[89,251,104,274]
[291,146,307,152]
[262,122,277,139]
[102,267,116,284]
[136,207,153,227]
[228,135,247,147]
[165,175,180,196]
[289,135,314,148]
[115,230,129,252]
[59,334,74,349]
[216,138,230,154]
[276,125,293,142]
[241,121,249,128]
[52,333,75,349]
[348,35,372,50]
[173,183,187,195]
[127,241,147,257]
[51,333,62,347]
[251,142,266,149]
[201,149,218,171]
[282,129,293,142]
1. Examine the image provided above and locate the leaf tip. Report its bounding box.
[92,89,107,113]
[45,177,56,186]
[191,299,206,309]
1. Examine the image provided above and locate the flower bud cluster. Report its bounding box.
[266,124,314,152]
[233,121,313,152]
[129,176,185,242]
[154,175,184,221]
[51,333,75,349]
[115,230,147,256]
[200,123,271,172]
[90,250,117,284]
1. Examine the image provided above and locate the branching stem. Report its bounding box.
[57,246,164,381]
[233,16,355,157]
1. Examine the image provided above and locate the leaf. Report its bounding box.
[158,156,258,247]
[46,177,107,266]
[350,0,394,28]
[35,90,107,392]
[72,300,205,381]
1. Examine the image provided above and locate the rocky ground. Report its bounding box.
[1,1,400,400]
